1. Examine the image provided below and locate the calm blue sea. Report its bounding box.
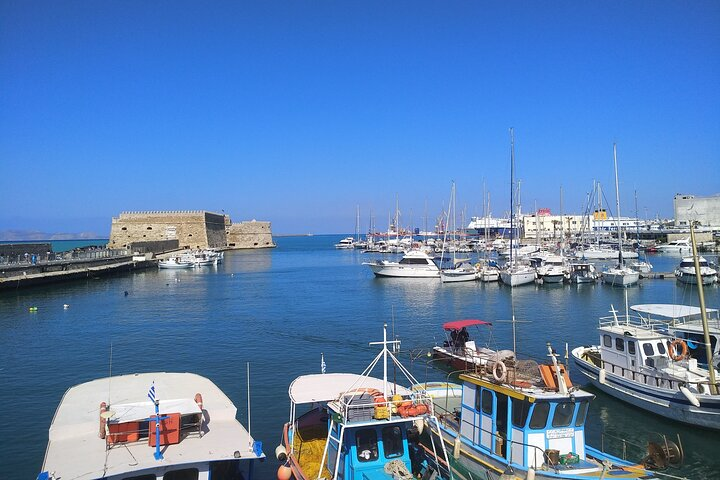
[0,235,718,479]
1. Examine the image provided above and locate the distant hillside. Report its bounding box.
[0,230,101,241]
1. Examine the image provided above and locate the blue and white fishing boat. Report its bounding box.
[276,325,451,480]
[423,344,664,479]
[572,303,720,430]
[38,372,265,480]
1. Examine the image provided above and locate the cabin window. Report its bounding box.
[615,338,625,352]
[642,343,654,356]
[529,403,550,429]
[382,426,404,458]
[480,389,493,415]
[603,335,612,347]
[552,403,575,427]
[511,399,531,428]
[575,402,589,426]
[163,468,198,480]
[356,429,379,462]
[210,460,246,478]
[656,342,666,355]
[628,341,636,355]
[122,476,155,480]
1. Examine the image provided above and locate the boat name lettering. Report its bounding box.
[546,428,574,439]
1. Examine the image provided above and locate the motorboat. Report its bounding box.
[38,372,265,480]
[363,250,440,278]
[158,257,195,269]
[568,261,598,284]
[334,237,355,249]
[675,256,718,285]
[533,255,568,284]
[432,319,513,372]
[276,325,450,480]
[656,237,692,254]
[572,304,720,430]
[423,344,665,479]
[629,259,653,275]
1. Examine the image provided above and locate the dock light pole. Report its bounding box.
[689,223,718,395]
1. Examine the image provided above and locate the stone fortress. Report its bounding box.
[108,211,275,251]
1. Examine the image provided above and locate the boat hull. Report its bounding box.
[675,271,718,285]
[572,347,720,430]
[367,263,440,278]
[538,273,565,284]
[440,270,478,283]
[601,271,639,287]
[499,270,535,286]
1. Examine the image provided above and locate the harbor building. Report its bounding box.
[674,194,720,228]
[108,210,275,251]
[523,212,588,240]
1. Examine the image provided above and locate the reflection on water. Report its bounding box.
[0,236,718,479]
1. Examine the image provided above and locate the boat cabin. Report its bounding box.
[457,373,596,472]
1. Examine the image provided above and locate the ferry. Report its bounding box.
[38,372,265,480]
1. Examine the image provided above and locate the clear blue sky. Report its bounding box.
[1,1,719,235]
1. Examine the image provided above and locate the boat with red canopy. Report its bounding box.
[432,319,514,372]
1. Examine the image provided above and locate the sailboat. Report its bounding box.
[477,190,500,282]
[499,128,536,287]
[440,182,478,283]
[629,191,653,274]
[601,144,640,287]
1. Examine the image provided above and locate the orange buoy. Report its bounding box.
[277,464,292,480]
[670,339,688,361]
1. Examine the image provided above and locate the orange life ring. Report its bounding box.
[670,339,688,361]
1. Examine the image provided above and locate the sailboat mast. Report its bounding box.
[510,127,515,265]
[613,143,624,265]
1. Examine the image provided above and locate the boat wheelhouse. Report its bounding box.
[38,372,265,480]
[277,326,451,480]
[568,262,598,284]
[572,305,720,430]
[425,345,657,479]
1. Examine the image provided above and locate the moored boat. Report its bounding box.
[363,249,440,278]
[158,257,195,269]
[675,256,718,285]
[432,319,513,372]
[276,325,451,480]
[38,372,265,480]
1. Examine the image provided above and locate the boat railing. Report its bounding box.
[598,313,669,332]
[336,390,435,423]
[593,356,720,395]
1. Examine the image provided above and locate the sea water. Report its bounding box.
[0,235,718,479]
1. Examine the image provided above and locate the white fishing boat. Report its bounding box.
[601,144,639,287]
[572,304,720,430]
[275,325,451,480]
[363,250,440,278]
[432,319,513,372]
[158,257,195,269]
[38,372,265,480]
[675,256,718,285]
[568,261,598,284]
[656,237,692,254]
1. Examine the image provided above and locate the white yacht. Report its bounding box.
[675,256,718,285]
[363,249,440,278]
[601,265,640,287]
[499,261,536,287]
[656,237,692,254]
[533,254,568,284]
[572,304,720,430]
[334,237,355,249]
[38,372,265,480]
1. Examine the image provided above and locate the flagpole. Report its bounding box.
[148,381,163,460]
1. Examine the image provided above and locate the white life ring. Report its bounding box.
[492,360,507,382]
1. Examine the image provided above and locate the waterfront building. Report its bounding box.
[674,194,720,228]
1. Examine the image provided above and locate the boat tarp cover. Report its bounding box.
[111,398,202,423]
[442,319,491,330]
[289,373,412,405]
[631,304,718,319]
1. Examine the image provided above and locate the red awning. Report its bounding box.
[442,319,491,330]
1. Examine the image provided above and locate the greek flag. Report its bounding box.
[321,353,326,374]
[148,382,156,403]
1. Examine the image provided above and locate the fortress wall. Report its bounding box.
[226,221,276,249]
[108,211,222,250]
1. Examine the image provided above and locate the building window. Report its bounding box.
[121,227,127,231]
[146,227,152,230]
